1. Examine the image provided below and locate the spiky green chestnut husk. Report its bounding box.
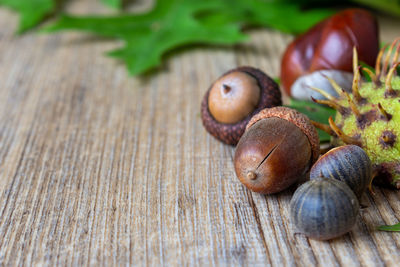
[314,39,400,189]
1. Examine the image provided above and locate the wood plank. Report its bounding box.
[0,1,400,266]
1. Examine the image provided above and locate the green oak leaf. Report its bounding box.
[350,0,400,17]
[44,0,332,75]
[0,0,123,32]
[287,98,335,143]
[45,0,247,75]
[101,0,122,9]
[0,0,55,33]
[225,0,333,34]
[377,222,400,232]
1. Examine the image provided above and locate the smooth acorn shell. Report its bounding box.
[234,117,312,194]
[234,107,320,194]
[310,145,372,199]
[201,66,281,145]
[290,177,359,240]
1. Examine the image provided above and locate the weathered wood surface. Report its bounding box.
[0,1,400,266]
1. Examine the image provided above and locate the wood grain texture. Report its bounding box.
[0,1,400,266]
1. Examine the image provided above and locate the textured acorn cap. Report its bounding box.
[201,66,282,145]
[246,106,320,164]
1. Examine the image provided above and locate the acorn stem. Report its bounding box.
[247,171,257,180]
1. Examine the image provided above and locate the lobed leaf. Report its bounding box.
[0,0,55,33]
[44,0,333,75]
[45,0,248,75]
[101,0,122,9]
[226,0,333,34]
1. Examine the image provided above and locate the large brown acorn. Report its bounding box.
[234,107,319,194]
[201,66,282,145]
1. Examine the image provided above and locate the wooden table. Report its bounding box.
[0,1,399,266]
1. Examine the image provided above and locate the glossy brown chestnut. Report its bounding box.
[201,66,281,145]
[281,8,379,97]
[234,107,319,194]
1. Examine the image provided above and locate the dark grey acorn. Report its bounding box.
[310,145,372,199]
[290,177,359,240]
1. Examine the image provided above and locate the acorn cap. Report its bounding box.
[246,106,320,164]
[201,66,282,145]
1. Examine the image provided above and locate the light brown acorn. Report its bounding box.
[201,66,281,145]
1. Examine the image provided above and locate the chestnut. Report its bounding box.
[280,8,379,100]
[201,66,281,145]
[234,107,319,194]
[310,145,372,199]
[290,177,359,240]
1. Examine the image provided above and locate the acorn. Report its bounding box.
[310,145,372,199]
[234,107,319,194]
[201,66,282,145]
[290,177,359,240]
